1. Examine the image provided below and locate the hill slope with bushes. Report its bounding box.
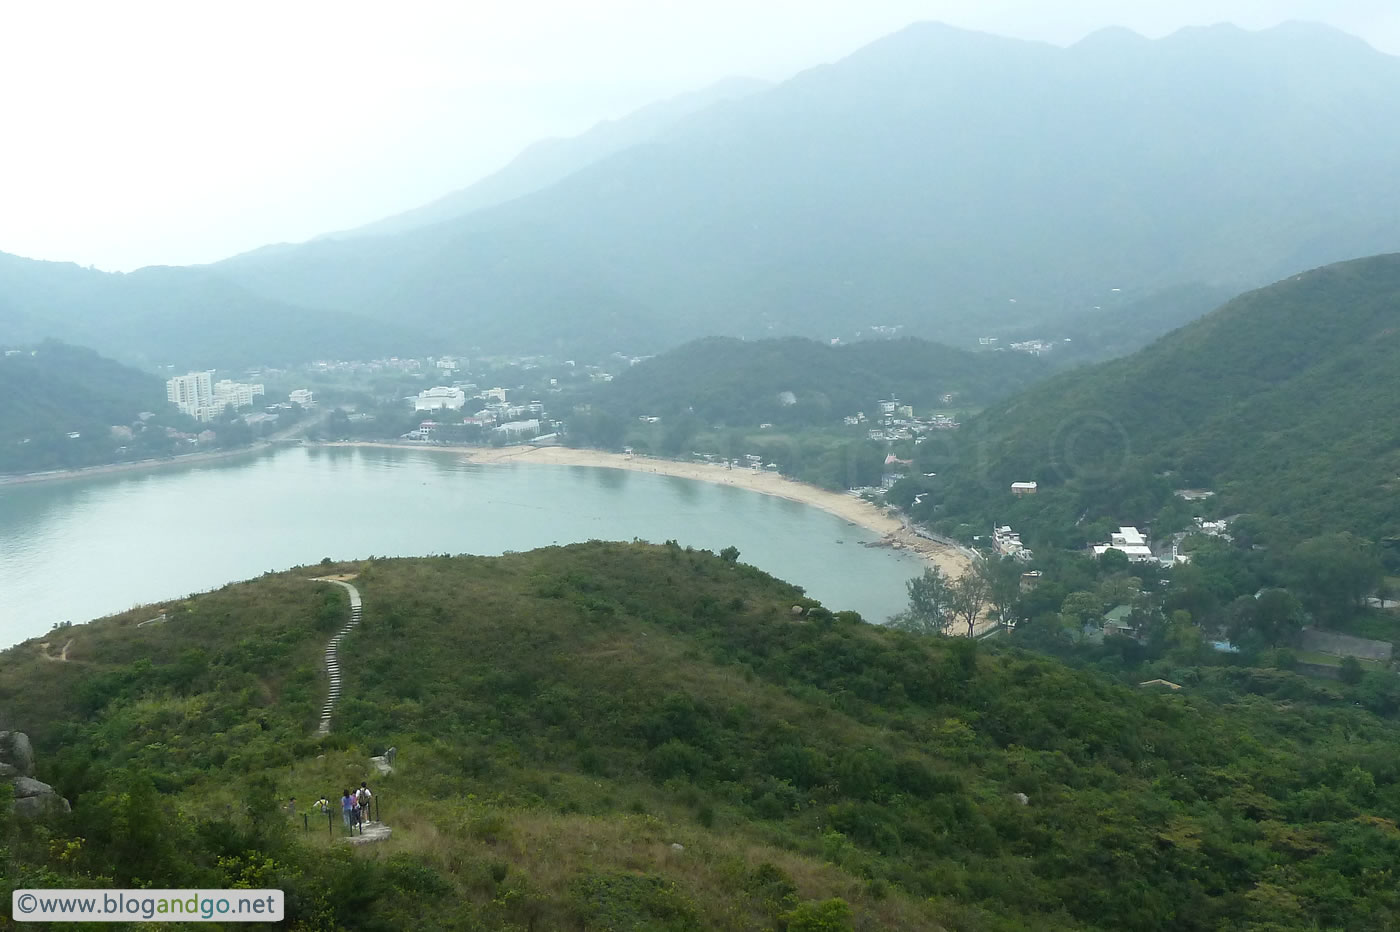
[5,544,1400,928]
[588,336,1044,426]
[0,340,192,474]
[913,253,1400,549]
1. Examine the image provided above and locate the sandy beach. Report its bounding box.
[319,441,973,580]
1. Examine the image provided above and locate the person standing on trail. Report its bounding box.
[357,782,373,823]
[341,789,356,831]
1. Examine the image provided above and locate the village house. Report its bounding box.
[1011,481,1038,496]
[992,525,1033,562]
[1092,527,1155,562]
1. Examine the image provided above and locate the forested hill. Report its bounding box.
[588,336,1045,425]
[915,253,1400,547]
[213,21,1400,353]
[0,341,171,473]
[7,543,1400,929]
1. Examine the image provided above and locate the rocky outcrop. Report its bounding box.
[1,731,71,816]
[0,731,35,777]
[369,745,397,776]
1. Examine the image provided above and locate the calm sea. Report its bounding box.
[0,445,924,646]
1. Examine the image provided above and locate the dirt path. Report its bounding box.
[38,638,73,661]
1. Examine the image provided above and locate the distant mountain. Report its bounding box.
[342,76,769,239]
[589,336,1044,426]
[212,21,1400,355]
[0,252,433,369]
[916,253,1400,546]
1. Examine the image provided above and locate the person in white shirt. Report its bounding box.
[356,782,373,823]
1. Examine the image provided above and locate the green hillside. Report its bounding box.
[912,253,1400,549]
[0,341,188,474]
[6,543,1400,929]
[215,23,1400,354]
[588,336,1044,425]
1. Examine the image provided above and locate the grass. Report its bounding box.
[1323,610,1400,644]
[254,740,949,929]
[1294,649,1388,671]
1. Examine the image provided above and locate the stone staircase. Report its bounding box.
[313,579,362,737]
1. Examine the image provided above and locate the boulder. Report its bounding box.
[2,731,73,817]
[13,794,70,817]
[0,731,35,777]
[13,776,55,799]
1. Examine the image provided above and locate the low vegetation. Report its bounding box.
[5,543,1400,929]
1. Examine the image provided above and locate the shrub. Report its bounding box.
[780,897,855,932]
[569,871,698,930]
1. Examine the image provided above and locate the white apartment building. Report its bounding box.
[414,386,467,411]
[213,380,265,410]
[289,389,315,406]
[166,372,265,421]
[166,371,214,413]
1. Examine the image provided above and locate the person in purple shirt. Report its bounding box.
[340,789,356,831]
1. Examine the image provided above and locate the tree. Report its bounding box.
[1340,656,1365,685]
[951,571,990,638]
[891,567,955,635]
[1163,609,1208,665]
[977,557,1023,629]
[719,546,740,563]
[1253,588,1307,648]
[1290,533,1384,621]
[1097,548,1132,577]
[1059,590,1105,628]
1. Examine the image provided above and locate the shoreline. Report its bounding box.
[0,441,280,488]
[315,441,973,580]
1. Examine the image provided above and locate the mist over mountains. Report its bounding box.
[4,21,1400,366]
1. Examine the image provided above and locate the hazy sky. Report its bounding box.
[2,0,1397,272]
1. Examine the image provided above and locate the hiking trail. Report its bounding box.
[311,576,361,737]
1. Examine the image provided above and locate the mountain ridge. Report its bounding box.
[209,20,1400,355]
[330,75,771,241]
